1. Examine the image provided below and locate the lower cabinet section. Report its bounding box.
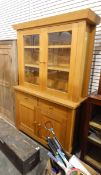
[15,91,76,153]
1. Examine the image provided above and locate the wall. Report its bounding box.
[0,0,101,92]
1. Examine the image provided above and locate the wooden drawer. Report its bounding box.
[37,99,71,121]
[16,92,37,108]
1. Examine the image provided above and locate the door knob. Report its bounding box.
[32,121,37,126]
[38,123,41,127]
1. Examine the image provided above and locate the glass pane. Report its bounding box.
[48,31,72,45]
[47,70,68,92]
[24,48,39,65]
[24,35,39,46]
[48,48,70,67]
[24,67,39,85]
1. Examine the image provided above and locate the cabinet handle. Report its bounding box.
[40,61,46,63]
[37,100,39,106]
[37,124,42,138]
[24,97,28,100]
[38,123,41,127]
[32,121,37,136]
[49,106,53,110]
[32,121,37,126]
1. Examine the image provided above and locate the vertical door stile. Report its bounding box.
[67,23,79,101]
[40,29,48,91]
[18,32,24,85]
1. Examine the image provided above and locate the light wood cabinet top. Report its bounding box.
[13,9,100,30]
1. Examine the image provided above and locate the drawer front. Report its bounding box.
[38,99,53,116]
[16,92,37,108]
[37,99,71,121]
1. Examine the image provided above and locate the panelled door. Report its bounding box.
[0,46,13,121]
[16,92,37,137]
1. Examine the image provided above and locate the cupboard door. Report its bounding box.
[35,105,67,148]
[46,25,72,95]
[19,29,42,89]
[24,34,40,85]
[16,92,37,137]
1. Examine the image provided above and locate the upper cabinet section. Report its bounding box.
[13,9,100,104]
[17,24,74,97]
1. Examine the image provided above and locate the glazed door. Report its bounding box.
[43,24,78,99]
[45,24,72,98]
[18,29,42,89]
[24,34,40,85]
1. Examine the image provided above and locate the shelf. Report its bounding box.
[89,114,101,130]
[84,144,101,171]
[88,134,101,146]
[48,45,71,48]
[85,155,101,170]
[24,46,39,49]
[89,121,101,130]
[25,64,39,68]
[48,66,69,72]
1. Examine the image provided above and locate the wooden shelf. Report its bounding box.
[84,144,101,171]
[89,121,101,130]
[24,46,39,49]
[88,134,101,145]
[25,64,39,68]
[85,155,101,170]
[48,45,71,48]
[48,66,69,72]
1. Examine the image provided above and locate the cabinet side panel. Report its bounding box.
[65,109,76,153]
[71,21,88,102]
[82,26,96,97]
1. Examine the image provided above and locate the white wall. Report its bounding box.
[0,0,101,93]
